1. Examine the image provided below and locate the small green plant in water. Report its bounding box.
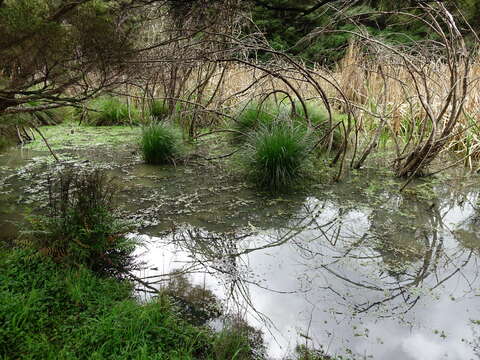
[87,96,138,126]
[149,99,170,120]
[246,122,312,192]
[140,122,182,164]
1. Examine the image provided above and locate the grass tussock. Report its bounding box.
[231,102,279,143]
[149,100,170,121]
[140,123,182,165]
[291,102,344,151]
[87,96,139,126]
[245,122,313,192]
[26,169,137,278]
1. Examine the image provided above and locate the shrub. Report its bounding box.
[140,123,182,164]
[87,96,138,126]
[27,169,137,278]
[231,102,278,143]
[149,100,170,120]
[246,122,312,192]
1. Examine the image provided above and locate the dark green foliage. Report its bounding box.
[87,97,138,126]
[27,169,137,278]
[0,248,214,360]
[246,122,312,192]
[231,103,279,143]
[251,1,463,64]
[140,123,182,165]
[0,0,140,116]
[149,100,170,121]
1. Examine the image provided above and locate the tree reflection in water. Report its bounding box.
[137,191,480,358]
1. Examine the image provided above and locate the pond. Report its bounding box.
[1,126,479,360]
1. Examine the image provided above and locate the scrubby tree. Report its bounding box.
[0,0,143,117]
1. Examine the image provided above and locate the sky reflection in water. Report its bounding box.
[136,194,480,360]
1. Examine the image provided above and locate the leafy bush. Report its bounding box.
[87,96,138,126]
[245,122,312,192]
[149,100,170,120]
[27,169,137,278]
[140,123,182,165]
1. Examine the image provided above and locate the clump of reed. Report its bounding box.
[26,169,137,278]
[230,102,279,143]
[87,96,139,126]
[140,122,182,164]
[245,121,313,192]
[291,102,344,151]
[149,99,170,121]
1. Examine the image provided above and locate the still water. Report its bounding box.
[1,142,479,359]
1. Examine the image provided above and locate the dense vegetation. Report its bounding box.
[252,0,480,64]
[1,0,479,359]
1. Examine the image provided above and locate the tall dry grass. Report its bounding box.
[125,28,480,174]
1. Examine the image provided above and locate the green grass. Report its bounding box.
[149,100,170,121]
[291,102,344,151]
[231,103,279,143]
[0,248,215,360]
[140,123,182,164]
[27,169,137,278]
[87,96,139,126]
[245,122,313,192]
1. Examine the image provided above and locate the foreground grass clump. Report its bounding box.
[231,103,278,143]
[27,169,136,278]
[246,122,312,192]
[0,248,214,359]
[140,123,182,164]
[87,96,138,126]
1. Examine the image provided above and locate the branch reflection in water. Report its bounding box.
[134,193,480,359]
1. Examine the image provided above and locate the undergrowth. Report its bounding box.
[149,100,170,121]
[140,122,182,164]
[87,96,139,126]
[292,102,344,151]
